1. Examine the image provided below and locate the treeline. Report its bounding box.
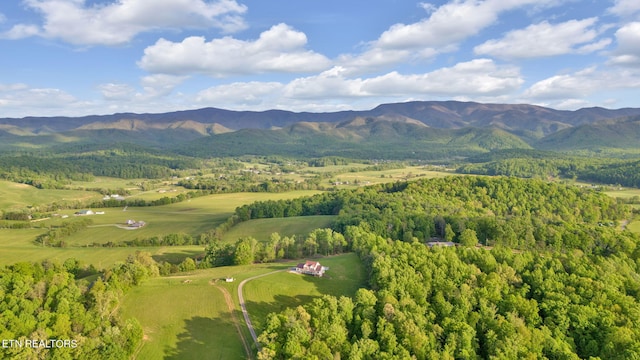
[253,175,640,359]
[0,151,200,188]
[234,191,345,221]
[92,232,204,248]
[203,228,348,267]
[35,218,93,247]
[259,225,640,359]
[0,251,162,359]
[177,175,322,193]
[457,150,640,187]
[235,176,631,255]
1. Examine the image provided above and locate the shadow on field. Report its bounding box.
[152,250,204,265]
[244,294,318,331]
[164,315,245,360]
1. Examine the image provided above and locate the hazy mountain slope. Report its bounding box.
[535,116,640,150]
[3,101,640,134]
[1,101,640,156]
[176,118,532,159]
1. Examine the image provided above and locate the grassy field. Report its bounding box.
[121,263,291,359]
[0,190,323,267]
[122,269,247,360]
[0,227,205,268]
[40,190,323,247]
[121,253,364,359]
[628,219,640,233]
[323,166,457,188]
[242,253,366,332]
[603,187,640,200]
[221,215,336,243]
[0,180,102,212]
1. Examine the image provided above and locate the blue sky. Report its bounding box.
[1,0,639,117]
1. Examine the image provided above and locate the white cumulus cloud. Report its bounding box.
[608,0,640,18]
[339,0,562,73]
[609,22,640,67]
[138,23,331,76]
[196,81,284,107]
[2,0,247,45]
[0,84,87,116]
[523,66,640,104]
[474,18,610,59]
[283,59,523,100]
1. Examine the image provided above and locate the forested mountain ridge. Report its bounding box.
[2,101,640,157]
[3,101,640,133]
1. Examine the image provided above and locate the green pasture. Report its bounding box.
[242,253,366,332]
[0,227,204,268]
[122,272,245,360]
[221,215,336,243]
[300,163,370,173]
[327,166,455,188]
[121,263,288,360]
[628,219,640,233]
[121,253,364,359]
[0,180,101,212]
[0,190,322,266]
[603,187,640,200]
[37,190,322,246]
[65,176,143,191]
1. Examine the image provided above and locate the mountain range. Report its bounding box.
[2,101,640,158]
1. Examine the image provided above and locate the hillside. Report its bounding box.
[1,101,640,157]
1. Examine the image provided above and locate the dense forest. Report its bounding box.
[457,150,640,188]
[3,144,640,359]
[225,176,640,359]
[0,252,160,359]
[237,176,633,254]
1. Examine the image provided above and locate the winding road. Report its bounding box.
[237,270,285,350]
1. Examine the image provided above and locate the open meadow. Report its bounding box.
[0,227,204,268]
[221,215,336,243]
[241,253,366,332]
[0,190,322,267]
[121,253,364,359]
[0,179,102,212]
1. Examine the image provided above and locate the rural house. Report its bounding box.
[294,260,327,277]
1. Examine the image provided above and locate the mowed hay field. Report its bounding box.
[242,253,366,332]
[0,190,321,267]
[121,253,364,359]
[221,215,336,243]
[326,168,459,189]
[122,263,292,360]
[0,180,102,211]
[0,227,204,268]
[48,190,323,246]
[122,270,247,360]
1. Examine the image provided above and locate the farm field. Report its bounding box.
[40,190,323,246]
[242,253,366,332]
[221,215,336,243]
[628,220,640,233]
[0,180,102,212]
[121,253,364,359]
[121,263,290,360]
[323,166,456,188]
[603,187,640,200]
[122,271,247,360]
[0,190,323,267]
[0,227,204,268]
